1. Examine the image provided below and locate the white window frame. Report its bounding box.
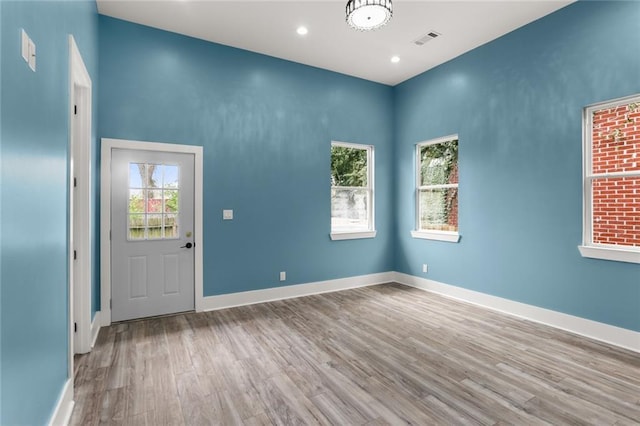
[411,134,461,243]
[578,94,640,264]
[330,141,376,241]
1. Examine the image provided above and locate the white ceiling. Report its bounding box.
[97,0,574,86]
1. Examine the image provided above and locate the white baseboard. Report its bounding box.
[95,269,638,353]
[48,378,74,426]
[201,272,395,311]
[91,311,102,348]
[394,272,640,353]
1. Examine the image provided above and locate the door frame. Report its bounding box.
[68,34,92,369]
[100,138,204,325]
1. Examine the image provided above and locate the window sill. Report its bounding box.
[411,230,460,243]
[330,231,377,241]
[578,245,640,264]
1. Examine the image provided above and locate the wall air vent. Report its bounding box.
[413,31,440,46]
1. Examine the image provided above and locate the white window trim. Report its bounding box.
[411,230,460,243]
[330,141,375,240]
[412,134,460,243]
[330,231,377,241]
[578,245,640,264]
[579,94,640,264]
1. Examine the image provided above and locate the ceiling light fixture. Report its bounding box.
[346,0,393,31]
[390,56,400,63]
[296,26,308,36]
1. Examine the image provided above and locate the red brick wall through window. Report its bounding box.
[591,103,640,247]
[447,162,459,229]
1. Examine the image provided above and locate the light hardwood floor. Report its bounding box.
[70,283,640,425]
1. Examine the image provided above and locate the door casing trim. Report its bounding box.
[100,138,204,325]
[69,35,92,359]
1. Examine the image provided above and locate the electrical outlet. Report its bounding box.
[422,264,428,273]
[279,271,286,281]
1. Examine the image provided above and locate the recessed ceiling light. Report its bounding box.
[296,26,308,36]
[391,56,400,63]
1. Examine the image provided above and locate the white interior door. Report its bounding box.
[111,149,195,322]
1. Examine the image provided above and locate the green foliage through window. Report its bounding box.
[330,143,373,233]
[166,190,178,213]
[420,140,458,186]
[418,138,459,232]
[331,146,367,187]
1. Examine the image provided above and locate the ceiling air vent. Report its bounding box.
[413,31,440,46]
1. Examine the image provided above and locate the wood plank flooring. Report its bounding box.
[70,283,640,425]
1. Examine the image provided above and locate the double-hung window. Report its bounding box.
[579,94,640,264]
[330,141,376,240]
[411,135,460,242]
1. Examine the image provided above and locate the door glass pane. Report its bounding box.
[164,190,179,213]
[129,189,144,214]
[164,165,179,188]
[164,214,178,238]
[127,162,181,241]
[146,189,162,213]
[147,214,163,239]
[129,163,145,188]
[128,214,145,240]
[148,164,162,188]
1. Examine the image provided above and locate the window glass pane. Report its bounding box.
[164,190,179,213]
[331,188,369,232]
[331,146,368,187]
[147,214,163,239]
[164,165,179,188]
[592,102,640,174]
[164,214,178,239]
[129,189,144,214]
[128,214,145,240]
[146,189,162,213]
[419,188,458,232]
[129,163,144,188]
[420,140,458,186]
[592,176,640,247]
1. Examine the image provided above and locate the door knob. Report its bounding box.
[180,242,193,249]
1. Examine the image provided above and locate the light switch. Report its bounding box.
[28,38,36,71]
[223,209,233,220]
[21,29,29,63]
[21,29,36,72]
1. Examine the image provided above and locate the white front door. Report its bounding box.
[111,149,195,322]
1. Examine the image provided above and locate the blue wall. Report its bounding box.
[0,1,637,423]
[394,0,640,331]
[99,16,395,297]
[0,1,98,424]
